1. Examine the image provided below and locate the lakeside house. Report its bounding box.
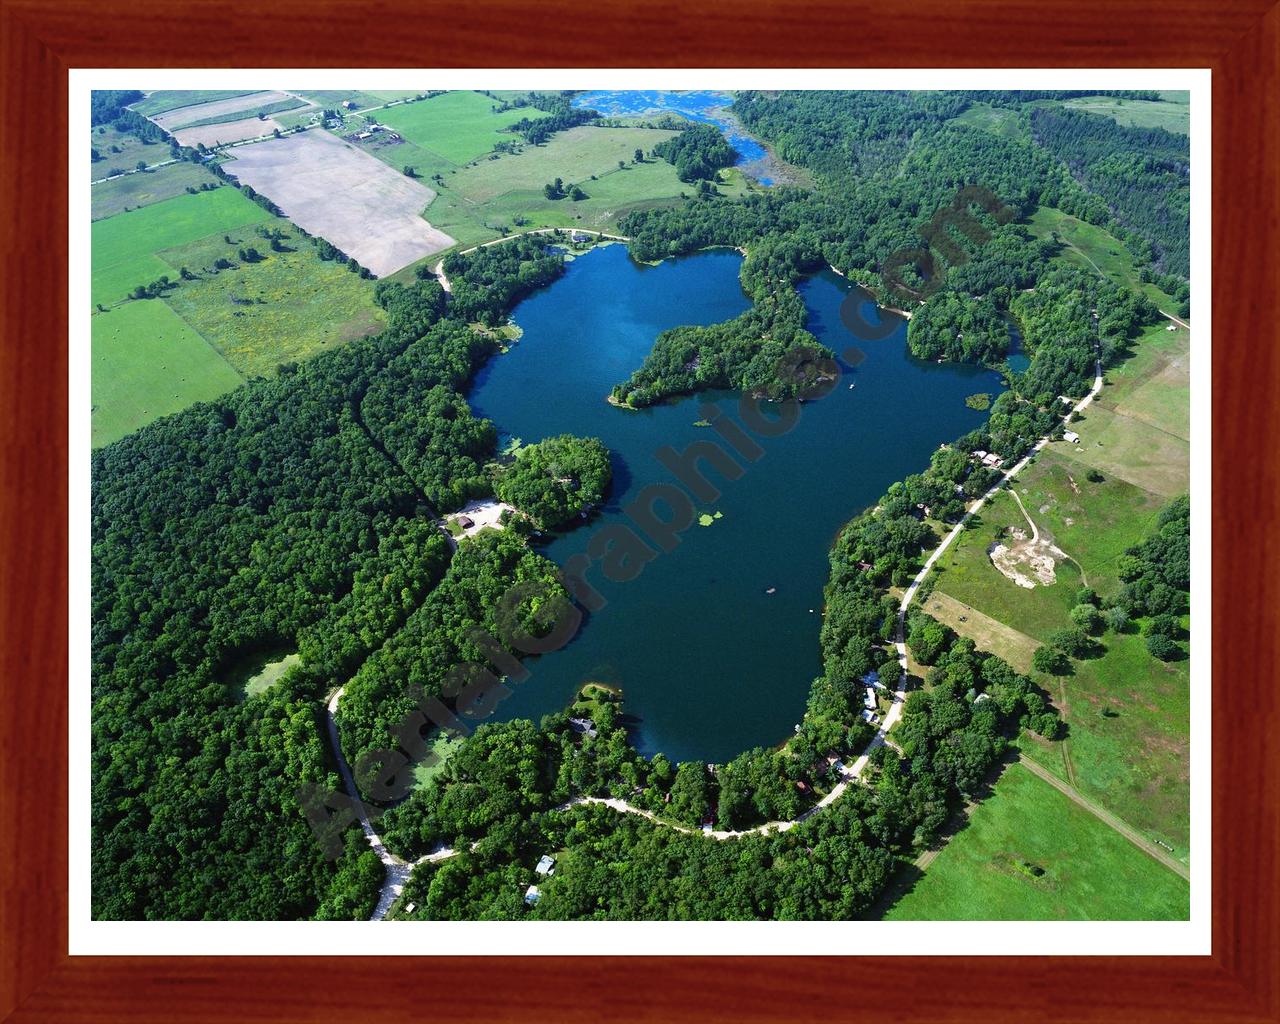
[568,717,598,739]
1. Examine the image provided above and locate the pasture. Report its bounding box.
[159,225,385,378]
[934,447,1169,638]
[1058,93,1190,135]
[221,130,454,276]
[1025,207,1181,314]
[883,763,1189,920]
[91,162,224,221]
[371,90,549,165]
[91,300,242,447]
[1021,629,1190,861]
[91,187,272,307]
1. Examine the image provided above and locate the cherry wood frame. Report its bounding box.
[2,1,1276,1020]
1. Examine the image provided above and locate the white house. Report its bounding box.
[864,688,877,710]
[524,885,541,906]
[535,855,556,876]
[1063,430,1080,443]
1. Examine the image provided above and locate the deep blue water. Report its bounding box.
[573,90,774,185]
[469,246,1005,762]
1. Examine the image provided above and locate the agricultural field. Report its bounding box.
[129,90,259,117]
[91,162,224,221]
[1025,206,1182,314]
[91,300,242,447]
[371,90,549,165]
[159,224,385,378]
[91,187,272,307]
[405,125,752,255]
[220,130,453,276]
[148,91,301,131]
[883,763,1189,920]
[296,89,391,111]
[1057,93,1190,135]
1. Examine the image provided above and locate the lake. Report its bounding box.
[469,245,1005,763]
[573,90,775,185]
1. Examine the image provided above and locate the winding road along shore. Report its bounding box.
[326,346,1107,918]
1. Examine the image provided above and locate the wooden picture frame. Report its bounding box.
[2,1,1274,1019]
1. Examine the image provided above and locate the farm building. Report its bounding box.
[1063,430,1080,443]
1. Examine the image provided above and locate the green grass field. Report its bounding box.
[371,91,549,165]
[883,763,1188,920]
[91,300,242,447]
[1025,207,1181,314]
[91,163,224,221]
[933,445,1173,634]
[948,102,1025,140]
[130,90,259,116]
[397,125,751,257]
[169,97,306,130]
[158,226,385,379]
[92,188,272,307]
[296,90,390,111]
[1058,94,1190,135]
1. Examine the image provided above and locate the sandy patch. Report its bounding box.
[220,130,455,277]
[988,540,1058,589]
[445,499,516,539]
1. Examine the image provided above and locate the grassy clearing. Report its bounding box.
[1025,207,1180,313]
[1021,628,1190,860]
[934,448,1167,637]
[947,102,1025,140]
[372,91,549,165]
[883,763,1188,920]
[158,226,385,378]
[90,125,162,179]
[296,89,390,111]
[91,300,242,447]
[920,591,1039,674]
[413,732,464,789]
[1058,94,1190,135]
[223,649,301,700]
[131,90,259,116]
[91,188,272,307]
[91,163,224,221]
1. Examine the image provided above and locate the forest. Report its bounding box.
[91,88,1186,921]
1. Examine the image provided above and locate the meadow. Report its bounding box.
[883,763,1189,920]
[1026,206,1181,314]
[91,187,271,307]
[91,162,224,221]
[946,102,1025,140]
[90,125,161,179]
[159,226,385,378]
[371,90,550,165]
[932,447,1169,640]
[1058,93,1190,135]
[91,300,242,447]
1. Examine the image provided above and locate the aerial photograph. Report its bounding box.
[88,86,1192,922]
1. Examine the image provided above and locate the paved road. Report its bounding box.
[1017,755,1189,880]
